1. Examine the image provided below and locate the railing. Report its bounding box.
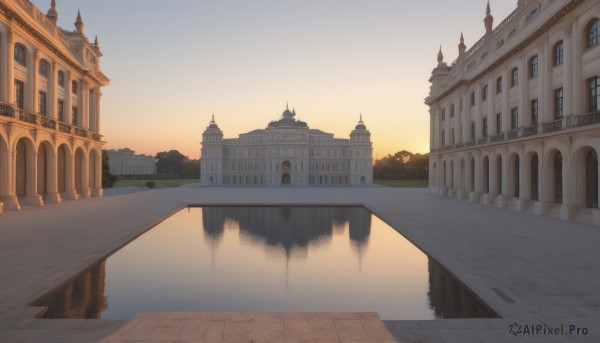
[431,111,600,154]
[542,119,563,133]
[0,101,103,141]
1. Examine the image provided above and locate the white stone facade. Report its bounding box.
[200,107,372,187]
[426,0,600,225]
[107,149,156,178]
[0,0,109,213]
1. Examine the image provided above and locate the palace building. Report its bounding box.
[200,106,373,187]
[426,0,600,225]
[0,0,109,213]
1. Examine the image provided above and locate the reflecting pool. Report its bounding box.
[35,206,496,320]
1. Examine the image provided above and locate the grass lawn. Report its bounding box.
[373,179,428,188]
[113,179,200,188]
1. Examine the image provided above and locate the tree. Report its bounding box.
[373,150,428,180]
[102,150,119,187]
[155,150,200,179]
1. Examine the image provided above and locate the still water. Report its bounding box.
[35,206,496,320]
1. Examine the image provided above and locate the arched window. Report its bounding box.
[587,18,599,49]
[71,80,78,95]
[57,70,65,87]
[511,67,518,87]
[14,43,27,66]
[529,55,539,78]
[496,77,503,94]
[554,41,564,65]
[39,59,49,78]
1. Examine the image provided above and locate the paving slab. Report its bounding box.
[1,186,599,342]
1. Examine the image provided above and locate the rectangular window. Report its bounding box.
[511,68,518,87]
[511,107,519,130]
[496,113,502,134]
[531,99,539,125]
[530,55,539,78]
[39,91,47,116]
[483,118,488,137]
[496,77,503,94]
[451,128,455,145]
[441,129,446,146]
[15,80,24,109]
[482,85,488,101]
[441,108,446,121]
[589,76,600,112]
[554,87,564,119]
[554,41,564,65]
[450,104,455,118]
[470,91,476,107]
[58,100,64,122]
[471,122,476,140]
[72,106,78,126]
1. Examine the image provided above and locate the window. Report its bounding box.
[511,68,519,87]
[529,55,539,78]
[441,108,446,121]
[71,80,78,95]
[470,91,476,107]
[483,117,488,137]
[451,129,455,145]
[471,122,476,140]
[72,106,78,126]
[39,59,49,78]
[554,41,564,65]
[496,113,502,134]
[450,104,455,118]
[14,44,26,66]
[58,99,64,122]
[58,71,65,87]
[554,87,564,119]
[589,76,600,112]
[441,130,446,146]
[15,80,24,109]
[496,77,503,94]
[39,91,47,116]
[511,107,518,130]
[531,99,539,125]
[587,18,599,49]
[482,85,489,101]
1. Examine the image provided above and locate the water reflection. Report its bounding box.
[33,206,496,320]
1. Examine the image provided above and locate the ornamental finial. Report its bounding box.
[46,0,58,24]
[437,45,444,66]
[484,1,494,34]
[75,9,84,33]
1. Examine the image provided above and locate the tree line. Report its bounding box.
[373,150,429,180]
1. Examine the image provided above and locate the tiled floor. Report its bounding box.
[100,312,396,342]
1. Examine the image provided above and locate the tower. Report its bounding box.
[349,115,373,186]
[200,115,224,186]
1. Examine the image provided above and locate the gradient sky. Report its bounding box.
[30,0,515,160]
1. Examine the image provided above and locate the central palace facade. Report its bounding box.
[200,106,373,187]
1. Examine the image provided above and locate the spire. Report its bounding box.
[46,0,58,25]
[359,113,363,123]
[458,32,467,56]
[286,101,289,110]
[93,35,100,49]
[210,114,215,124]
[75,9,84,33]
[484,1,494,34]
[437,45,444,66]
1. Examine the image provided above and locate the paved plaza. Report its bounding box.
[0,186,599,342]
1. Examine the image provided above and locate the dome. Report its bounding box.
[354,114,367,130]
[282,107,294,118]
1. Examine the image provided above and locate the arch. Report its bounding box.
[496,154,503,195]
[14,43,27,66]
[553,40,564,65]
[281,173,290,185]
[57,70,65,87]
[573,146,599,209]
[15,137,36,197]
[483,155,490,193]
[470,157,475,192]
[0,134,8,197]
[39,58,50,78]
[509,153,520,198]
[57,144,70,193]
[432,162,437,187]
[71,80,78,95]
[530,152,539,201]
[586,18,599,49]
[37,141,54,196]
[546,150,563,204]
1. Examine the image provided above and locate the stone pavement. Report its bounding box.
[0,186,599,342]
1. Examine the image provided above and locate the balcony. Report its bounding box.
[431,111,600,154]
[0,101,102,141]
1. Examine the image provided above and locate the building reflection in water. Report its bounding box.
[34,261,107,319]
[33,206,496,320]
[427,258,497,318]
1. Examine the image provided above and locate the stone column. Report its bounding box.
[517,148,530,211]
[518,57,528,127]
[93,150,103,197]
[0,28,8,102]
[50,62,58,119]
[6,29,15,105]
[44,149,62,203]
[82,81,89,129]
[64,149,79,200]
[29,49,38,113]
[65,72,72,125]
[501,69,509,133]
[0,140,21,209]
[95,89,102,133]
[81,152,91,198]
[572,20,582,116]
